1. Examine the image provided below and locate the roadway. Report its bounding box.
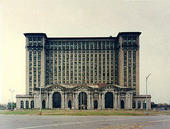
[0,114,170,129]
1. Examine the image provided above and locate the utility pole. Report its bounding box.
[146,73,151,115]
[39,86,42,115]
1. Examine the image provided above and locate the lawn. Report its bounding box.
[1,109,169,116]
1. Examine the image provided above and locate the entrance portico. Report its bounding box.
[16,84,151,110]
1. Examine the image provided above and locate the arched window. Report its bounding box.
[53,92,61,108]
[79,92,87,110]
[138,101,141,109]
[26,101,29,109]
[20,101,24,109]
[94,100,98,109]
[31,100,34,109]
[42,100,46,109]
[68,100,72,109]
[121,100,125,109]
[105,92,113,108]
[132,101,136,109]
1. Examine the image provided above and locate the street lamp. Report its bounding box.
[9,89,15,110]
[39,86,42,115]
[146,73,151,115]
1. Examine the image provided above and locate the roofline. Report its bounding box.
[47,37,116,40]
[23,32,142,39]
[117,32,142,37]
[24,33,47,38]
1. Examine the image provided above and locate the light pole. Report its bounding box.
[146,73,151,115]
[9,89,15,110]
[39,86,42,115]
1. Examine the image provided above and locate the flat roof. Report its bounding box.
[24,33,47,37]
[47,37,116,40]
[117,32,142,37]
[24,32,142,39]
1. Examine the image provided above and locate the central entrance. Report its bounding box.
[78,92,87,110]
[105,92,113,108]
[53,92,61,108]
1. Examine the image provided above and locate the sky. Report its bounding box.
[0,0,170,104]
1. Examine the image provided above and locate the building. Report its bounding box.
[16,32,151,110]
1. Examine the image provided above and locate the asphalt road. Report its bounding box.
[0,114,170,129]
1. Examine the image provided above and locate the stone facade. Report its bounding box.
[16,84,151,110]
[16,32,151,110]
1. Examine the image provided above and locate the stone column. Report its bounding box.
[101,92,105,109]
[72,93,75,109]
[98,93,102,109]
[135,100,138,109]
[91,93,94,109]
[114,92,118,109]
[61,93,64,109]
[141,100,143,109]
[117,94,120,109]
[49,92,52,109]
[129,93,133,109]
[64,93,68,109]
[87,93,91,110]
[125,93,128,109]
[75,93,78,109]
[46,93,49,109]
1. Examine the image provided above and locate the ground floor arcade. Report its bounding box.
[16,84,151,110]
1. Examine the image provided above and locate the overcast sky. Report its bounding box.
[0,0,170,104]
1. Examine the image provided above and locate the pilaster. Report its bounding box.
[49,93,52,109]
[101,92,105,109]
[61,93,64,109]
[64,93,68,109]
[141,100,143,109]
[98,93,102,109]
[87,93,91,109]
[117,93,120,109]
[91,93,94,109]
[135,100,138,109]
[75,93,78,109]
[114,92,118,109]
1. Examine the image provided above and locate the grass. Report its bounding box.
[1,109,170,116]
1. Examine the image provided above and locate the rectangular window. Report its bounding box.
[133,50,136,88]
[38,51,41,87]
[91,54,93,83]
[128,51,131,87]
[33,51,36,87]
[124,51,127,87]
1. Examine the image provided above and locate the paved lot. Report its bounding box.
[0,114,170,129]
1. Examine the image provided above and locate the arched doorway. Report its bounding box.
[31,100,34,109]
[26,101,29,109]
[105,92,113,108]
[53,92,61,108]
[121,100,124,109]
[94,100,98,109]
[78,92,87,110]
[42,100,46,109]
[68,100,72,109]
